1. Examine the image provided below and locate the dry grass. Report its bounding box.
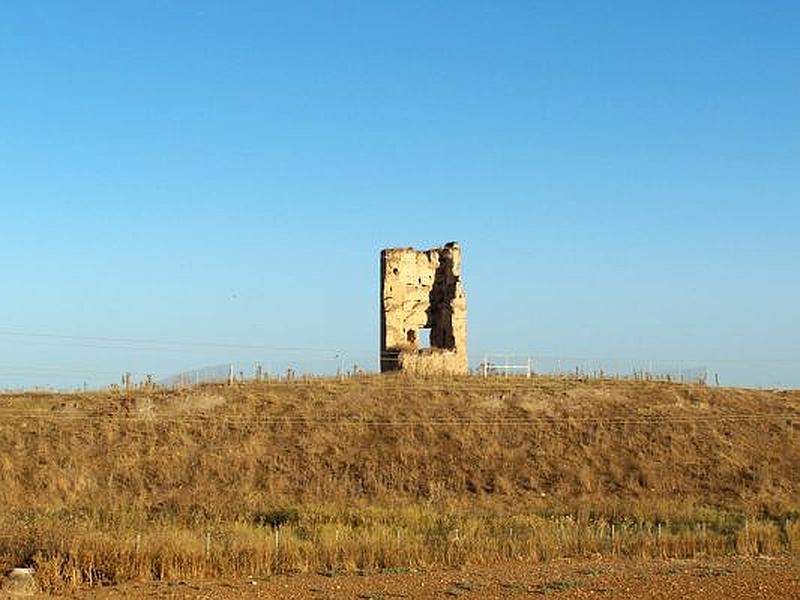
[0,375,797,591]
[2,506,798,592]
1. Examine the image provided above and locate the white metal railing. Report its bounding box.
[479,355,532,378]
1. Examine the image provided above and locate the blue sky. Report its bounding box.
[1,1,798,388]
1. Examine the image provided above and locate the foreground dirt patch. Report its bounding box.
[60,557,800,599]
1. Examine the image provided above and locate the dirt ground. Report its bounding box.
[56,557,800,599]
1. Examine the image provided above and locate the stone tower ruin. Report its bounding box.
[380,242,468,375]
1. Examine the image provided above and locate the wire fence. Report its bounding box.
[478,354,710,384]
[80,355,795,392]
[155,357,359,389]
[0,349,797,392]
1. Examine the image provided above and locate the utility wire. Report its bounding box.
[0,412,795,424]
[0,329,352,354]
[2,329,798,364]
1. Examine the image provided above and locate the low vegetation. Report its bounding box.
[0,375,797,591]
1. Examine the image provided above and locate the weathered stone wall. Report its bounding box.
[380,242,467,375]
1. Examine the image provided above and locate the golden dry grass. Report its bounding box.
[0,375,797,591]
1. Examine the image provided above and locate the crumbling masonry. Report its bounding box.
[380,242,468,375]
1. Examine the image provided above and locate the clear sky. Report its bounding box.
[1,1,798,389]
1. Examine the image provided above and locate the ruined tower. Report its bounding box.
[380,242,468,375]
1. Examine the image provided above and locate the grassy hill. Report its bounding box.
[0,376,798,589]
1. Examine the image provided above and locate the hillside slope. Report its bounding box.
[1,376,797,517]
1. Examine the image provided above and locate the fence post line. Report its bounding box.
[120,353,732,389]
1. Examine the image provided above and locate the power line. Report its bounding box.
[1,329,798,365]
[0,412,795,424]
[480,352,800,366]
[0,329,353,355]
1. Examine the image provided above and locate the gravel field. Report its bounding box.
[58,557,800,599]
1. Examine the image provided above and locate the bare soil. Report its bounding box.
[58,557,800,599]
